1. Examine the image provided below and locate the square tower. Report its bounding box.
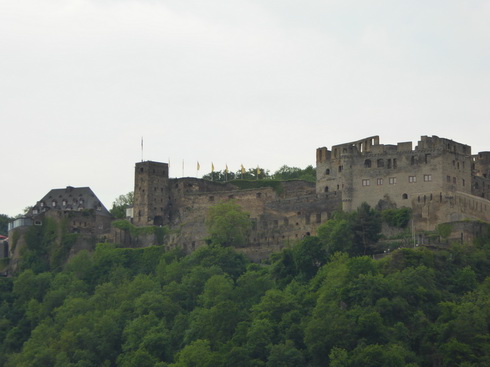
[133,161,169,226]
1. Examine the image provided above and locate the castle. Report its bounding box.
[128,135,490,259]
[7,135,490,266]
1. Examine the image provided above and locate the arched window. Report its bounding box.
[402,193,408,199]
[364,159,372,168]
[325,169,330,175]
[325,186,329,192]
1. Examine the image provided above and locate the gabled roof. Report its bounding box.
[32,186,111,216]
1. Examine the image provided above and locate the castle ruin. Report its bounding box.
[130,135,490,258]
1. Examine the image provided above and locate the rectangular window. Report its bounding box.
[424,174,432,182]
[338,165,343,172]
[462,179,465,186]
[362,179,370,186]
[409,176,416,183]
[377,178,383,185]
[389,177,397,185]
[447,175,451,183]
[453,177,457,184]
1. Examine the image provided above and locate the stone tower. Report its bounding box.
[133,161,169,226]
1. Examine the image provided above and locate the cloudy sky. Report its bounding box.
[1,0,490,217]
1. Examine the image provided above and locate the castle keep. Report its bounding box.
[130,135,490,257]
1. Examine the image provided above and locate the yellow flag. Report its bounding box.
[241,164,245,174]
[257,167,261,175]
[225,164,228,173]
[197,161,200,170]
[212,163,215,172]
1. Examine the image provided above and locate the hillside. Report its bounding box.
[1,220,490,366]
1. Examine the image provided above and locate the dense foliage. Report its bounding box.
[1,227,490,366]
[206,201,252,247]
[110,192,134,219]
[317,203,382,257]
[0,214,11,237]
[201,165,315,183]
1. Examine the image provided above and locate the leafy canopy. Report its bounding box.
[206,201,252,247]
[110,192,134,219]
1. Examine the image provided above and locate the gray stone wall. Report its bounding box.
[157,179,341,257]
[317,135,478,212]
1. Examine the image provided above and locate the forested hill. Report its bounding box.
[1,224,490,367]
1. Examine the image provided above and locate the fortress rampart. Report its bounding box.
[128,135,490,258]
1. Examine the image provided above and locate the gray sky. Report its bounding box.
[1,0,490,217]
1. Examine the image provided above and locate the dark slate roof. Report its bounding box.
[32,186,111,216]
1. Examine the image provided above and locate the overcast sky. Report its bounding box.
[1,0,490,217]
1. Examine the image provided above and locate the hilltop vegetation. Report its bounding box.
[1,204,490,366]
[0,215,11,237]
[202,165,316,183]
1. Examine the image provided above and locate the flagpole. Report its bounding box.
[141,137,144,162]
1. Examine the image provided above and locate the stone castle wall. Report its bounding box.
[410,190,490,232]
[316,135,476,212]
[130,135,490,260]
[158,179,341,259]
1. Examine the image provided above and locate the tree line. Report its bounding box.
[1,202,490,366]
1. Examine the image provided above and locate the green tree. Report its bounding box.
[110,192,134,219]
[170,339,221,367]
[351,203,381,255]
[272,165,316,182]
[318,215,354,256]
[267,340,305,367]
[293,236,327,280]
[202,167,270,181]
[0,214,12,237]
[206,201,252,247]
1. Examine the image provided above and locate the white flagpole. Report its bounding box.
[141,137,144,162]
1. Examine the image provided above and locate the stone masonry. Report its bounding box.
[131,135,490,259]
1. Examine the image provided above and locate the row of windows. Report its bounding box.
[251,213,323,229]
[325,155,434,175]
[364,158,398,169]
[209,192,263,201]
[446,176,466,186]
[363,155,434,169]
[452,160,465,169]
[361,175,433,186]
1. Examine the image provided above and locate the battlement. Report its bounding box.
[416,135,471,155]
